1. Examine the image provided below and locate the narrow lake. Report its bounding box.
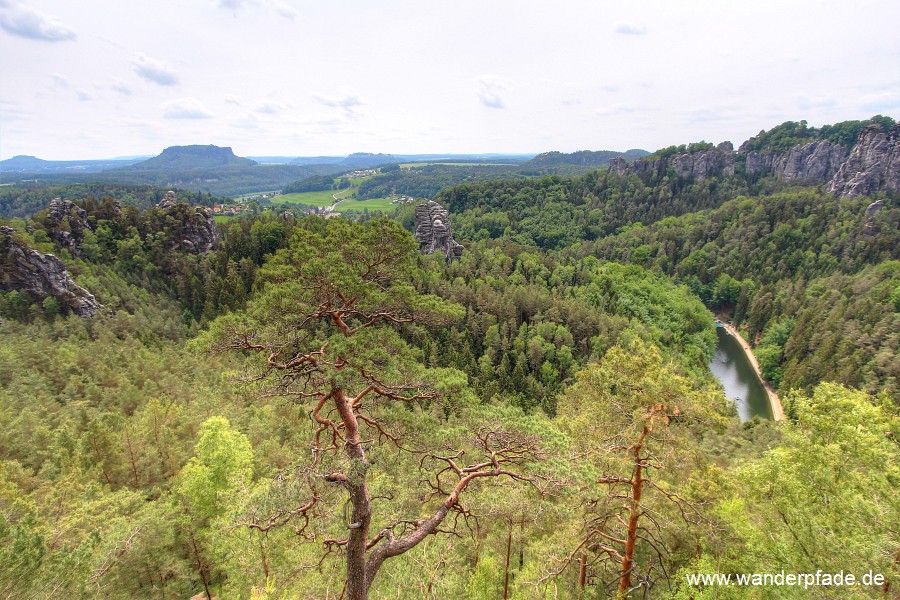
[709,326,773,421]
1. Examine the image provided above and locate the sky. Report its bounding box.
[1,0,898,160]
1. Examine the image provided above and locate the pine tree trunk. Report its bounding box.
[334,388,372,600]
[618,425,648,596]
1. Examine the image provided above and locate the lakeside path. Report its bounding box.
[719,322,786,421]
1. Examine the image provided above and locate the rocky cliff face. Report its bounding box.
[43,198,92,256]
[1,226,103,317]
[414,201,463,263]
[155,191,217,253]
[672,142,735,180]
[608,142,735,181]
[827,125,900,197]
[610,131,897,193]
[740,139,847,182]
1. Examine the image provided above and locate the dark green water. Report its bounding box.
[709,327,773,421]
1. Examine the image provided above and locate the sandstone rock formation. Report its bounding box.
[1,226,103,316]
[827,125,900,197]
[740,139,848,182]
[155,191,217,253]
[671,142,736,180]
[157,190,179,209]
[44,197,93,256]
[607,126,897,194]
[414,201,463,263]
[861,199,885,236]
[608,142,735,181]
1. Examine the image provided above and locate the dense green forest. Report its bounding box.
[1,142,898,599]
[0,183,221,220]
[738,115,896,152]
[282,175,351,194]
[356,165,528,200]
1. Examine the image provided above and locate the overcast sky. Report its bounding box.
[1,0,898,160]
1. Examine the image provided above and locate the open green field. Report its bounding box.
[335,197,401,213]
[213,215,237,224]
[277,190,343,207]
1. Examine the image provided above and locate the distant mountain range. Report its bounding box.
[0,155,146,174]
[0,145,647,195]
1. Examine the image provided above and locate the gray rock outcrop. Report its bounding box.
[607,156,629,177]
[861,199,884,236]
[155,191,217,253]
[827,125,900,197]
[609,122,900,197]
[1,226,103,317]
[671,142,736,180]
[741,139,848,182]
[608,142,735,181]
[44,197,93,256]
[157,190,179,210]
[414,201,463,263]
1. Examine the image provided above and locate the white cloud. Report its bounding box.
[218,0,254,9]
[218,0,296,19]
[255,101,287,114]
[796,95,837,111]
[314,89,364,117]
[76,90,92,102]
[859,90,900,114]
[613,21,646,35]
[51,74,69,88]
[0,2,76,41]
[231,113,260,129]
[595,103,635,117]
[315,89,362,109]
[476,77,508,109]
[683,107,738,124]
[111,81,133,96]
[224,94,242,105]
[272,0,297,19]
[133,54,179,86]
[161,97,213,119]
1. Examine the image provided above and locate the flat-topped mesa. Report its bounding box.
[827,124,900,198]
[0,226,104,317]
[414,200,463,263]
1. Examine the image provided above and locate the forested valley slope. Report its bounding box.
[0,118,897,599]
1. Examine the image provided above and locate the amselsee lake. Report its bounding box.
[709,326,773,421]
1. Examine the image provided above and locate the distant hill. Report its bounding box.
[524,149,649,169]
[341,153,397,167]
[1,155,52,171]
[0,155,146,175]
[123,145,257,171]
